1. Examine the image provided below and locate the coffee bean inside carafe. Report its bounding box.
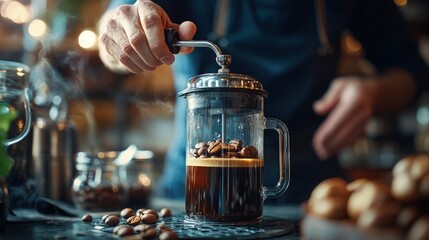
[191,138,258,159]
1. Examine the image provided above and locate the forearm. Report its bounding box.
[367,68,417,115]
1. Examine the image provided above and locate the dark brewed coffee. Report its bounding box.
[185,158,264,222]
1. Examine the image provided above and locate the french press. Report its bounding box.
[166,29,290,222]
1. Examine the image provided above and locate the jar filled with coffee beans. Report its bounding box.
[72,151,128,211]
[123,150,154,207]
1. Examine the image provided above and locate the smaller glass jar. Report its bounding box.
[72,151,128,211]
[124,150,154,207]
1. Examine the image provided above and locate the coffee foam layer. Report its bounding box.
[186,158,264,167]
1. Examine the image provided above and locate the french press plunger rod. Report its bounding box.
[165,28,231,143]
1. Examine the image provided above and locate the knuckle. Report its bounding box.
[129,32,145,47]
[142,13,161,29]
[149,41,165,54]
[106,19,118,31]
[121,42,134,55]
[118,53,130,65]
[145,59,162,68]
[98,33,110,45]
[115,5,132,16]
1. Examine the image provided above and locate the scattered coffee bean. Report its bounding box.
[159,231,179,240]
[141,213,157,224]
[113,225,128,234]
[81,214,93,222]
[135,208,146,218]
[159,208,172,218]
[101,214,114,223]
[87,206,180,238]
[120,208,135,219]
[143,209,159,219]
[157,224,173,233]
[133,224,151,233]
[126,215,141,226]
[141,228,157,238]
[104,215,120,226]
[116,225,134,237]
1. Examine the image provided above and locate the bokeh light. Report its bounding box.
[394,0,407,7]
[78,29,98,49]
[1,1,32,24]
[28,19,47,38]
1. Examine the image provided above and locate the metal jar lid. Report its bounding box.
[178,72,268,97]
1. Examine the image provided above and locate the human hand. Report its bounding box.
[98,0,196,73]
[312,76,376,160]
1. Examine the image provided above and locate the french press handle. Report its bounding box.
[164,28,232,73]
[164,28,181,54]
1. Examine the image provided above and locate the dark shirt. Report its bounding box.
[108,0,428,203]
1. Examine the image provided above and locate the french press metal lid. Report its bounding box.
[164,29,267,98]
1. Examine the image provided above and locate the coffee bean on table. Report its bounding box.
[160,208,173,218]
[120,208,135,219]
[141,213,157,224]
[116,226,134,237]
[141,228,157,238]
[134,224,151,233]
[135,208,146,218]
[159,231,179,240]
[143,209,159,219]
[104,215,120,226]
[81,214,93,222]
[126,215,141,226]
[101,214,115,223]
[113,225,128,234]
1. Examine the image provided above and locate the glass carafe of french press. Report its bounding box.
[166,29,290,222]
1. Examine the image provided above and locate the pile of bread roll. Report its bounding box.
[306,154,429,240]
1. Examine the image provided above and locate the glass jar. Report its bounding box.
[72,151,128,211]
[124,150,154,207]
[0,61,32,223]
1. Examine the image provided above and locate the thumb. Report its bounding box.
[178,21,197,54]
[313,80,344,115]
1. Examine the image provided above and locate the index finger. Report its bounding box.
[136,1,175,64]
